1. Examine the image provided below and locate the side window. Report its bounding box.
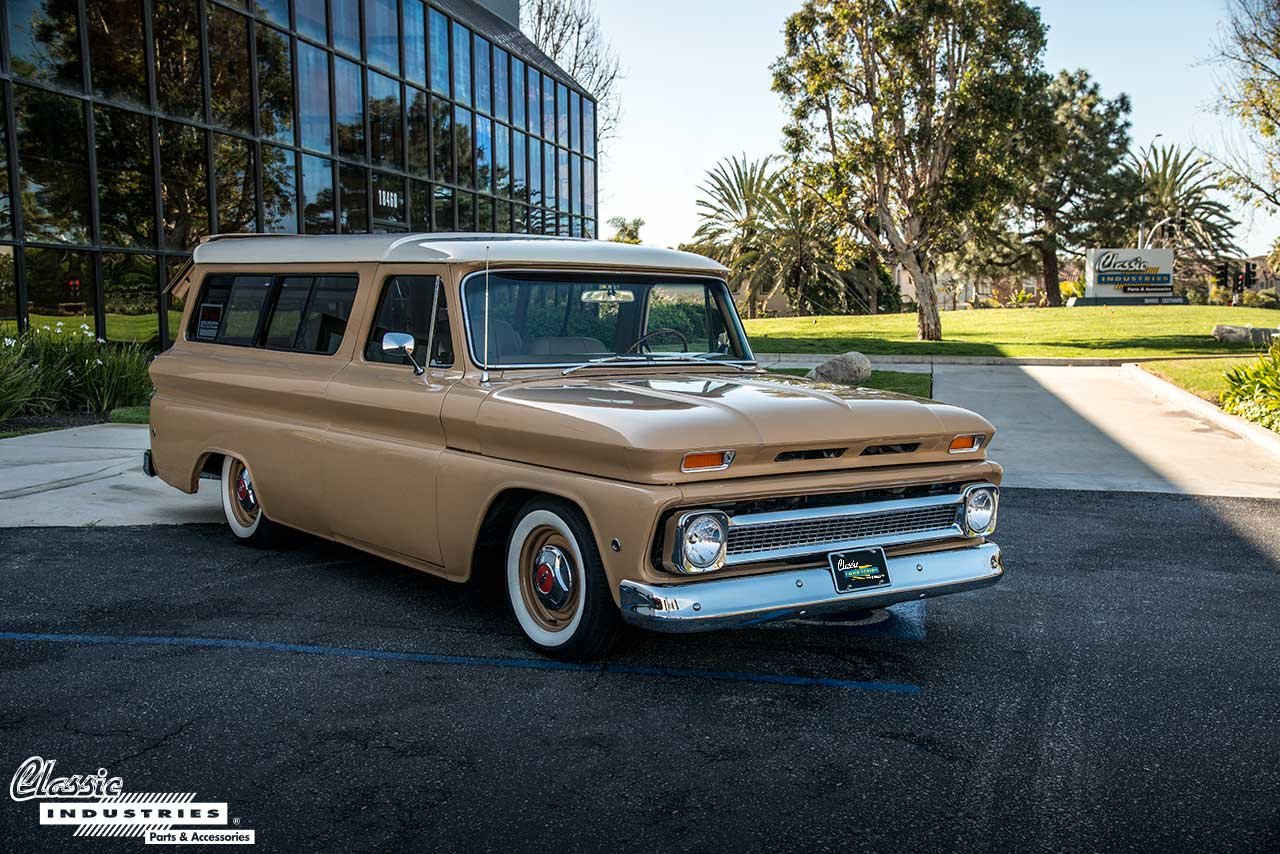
[365,275,453,367]
[189,272,357,354]
[190,274,271,345]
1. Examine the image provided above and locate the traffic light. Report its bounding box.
[1246,262,1258,290]
[1216,263,1230,290]
[1235,271,1245,294]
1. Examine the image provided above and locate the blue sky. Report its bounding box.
[594,0,1277,254]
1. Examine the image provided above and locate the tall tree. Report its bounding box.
[1214,0,1280,209]
[522,0,622,147]
[691,155,782,318]
[773,0,1047,340]
[1009,70,1135,306]
[1134,144,1242,282]
[606,216,643,244]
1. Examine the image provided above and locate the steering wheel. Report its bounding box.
[626,328,689,354]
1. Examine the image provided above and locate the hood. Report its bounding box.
[471,371,996,483]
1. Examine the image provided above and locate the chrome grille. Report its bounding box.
[726,503,961,562]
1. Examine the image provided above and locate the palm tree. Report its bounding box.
[1134,145,1242,279]
[606,216,644,244]
[691,155,782,317]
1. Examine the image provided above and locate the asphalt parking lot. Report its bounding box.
[2,488,1279,853]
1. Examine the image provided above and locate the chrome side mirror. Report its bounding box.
[382,332,424,376]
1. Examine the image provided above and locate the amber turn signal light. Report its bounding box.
[948,434,986,453]
[681,450,735,472]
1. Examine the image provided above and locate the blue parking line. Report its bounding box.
[0,631,920,695]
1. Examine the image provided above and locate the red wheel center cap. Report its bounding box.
[236,481,250,501]
[534,563,555,594]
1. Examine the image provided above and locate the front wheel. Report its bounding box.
[506,498,623,660]
[220,455,281,548]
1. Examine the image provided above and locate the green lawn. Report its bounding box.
[770,367,932,398]
[1141,357,1253,405]
[744,306,1280,359]
[109,405,150,424]
[2,311,181,344]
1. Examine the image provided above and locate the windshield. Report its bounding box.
[462,272,753,367]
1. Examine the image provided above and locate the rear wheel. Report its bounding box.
[506,498,622,660]
[220,456,280,547]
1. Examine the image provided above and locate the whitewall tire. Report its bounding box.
[220,456,280,547]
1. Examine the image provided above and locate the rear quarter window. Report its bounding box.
[188,272,358,355]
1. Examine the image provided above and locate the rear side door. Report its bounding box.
[322,266,460,567]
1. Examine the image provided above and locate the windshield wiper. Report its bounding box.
[561,353,756,376]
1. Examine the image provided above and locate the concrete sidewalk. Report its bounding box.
[0,424,221,527]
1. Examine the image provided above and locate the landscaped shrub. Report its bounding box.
[0,337,44,421]
[1209,285,1233,305]
[0,325,153,418]
[1059,279,1085,301]
[1243,288,1280,309]
[1223,343,1280,432]
[1186,288,1208,305]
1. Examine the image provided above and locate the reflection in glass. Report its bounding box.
[475,116,492,194]
[403,0,427,85]
[452,22,471,106]
[583,218,595,239]
[429,8,449,95]
[570,91,581,152]
[369,72,403,170]
[474,36,491,115]
[88,0,148,107]
[512,132,527,204]
[496,200,511,232]
[457,191,474,231]
[583,159,596,219]
[526,69,540,138]
[494,48,509,123]
[302,154,335,233]
[339,163,368,232]
[455,108,474,188]
[407,89,429,177]
[0,91,12,240]
[365,0,399,74]
[514,204,528,234]
[543,142,556,212]
[431,97,452,183]
[542,75,555,141]
[527,138,541,207]
[160,120,209,249]
[372,172,406,232]
[583,99,596,158]
[95,105,155,247]
[296,0,327,43]
[8,0,83,90]
[571,154,581,216]
[494,124,510,197]
[257,0,288,26]
[214,133,257,233]
[262,145,297,233]
[298,42,332,153]
[559,148,570,213]
[409,179,431,230]
[103,253,158,342]
[16,86,91,244]
[257,25,294,146]
[0,247,16,333]
[154,0,204,119]
[557,83,569,147]
[333,0,361,57]
[433,185,454,230]
[25,246,95,333]
[335,57,366,161]
[207,4,252,131]
[511,58,525,129]
[478,195,492,231]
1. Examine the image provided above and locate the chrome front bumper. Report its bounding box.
[619,542,1003,633]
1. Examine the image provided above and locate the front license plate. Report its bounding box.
[828,548,891,593]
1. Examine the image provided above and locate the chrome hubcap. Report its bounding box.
[235,468,257,515]
[530,545,573,611]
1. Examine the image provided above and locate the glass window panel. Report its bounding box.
[295,0,327,43]
[558,148,570,213]
[16,86,91,244]
[433,185,453,230]
[25,247,95,334]
[264,276,312,348]
[457,191,474,231]
[526,69,540,138]
[87,0,148,108]
[571,153,581,216]
[583,159,596,219]
[477,195,492,231]
[365,0,398,74]
[301,154,335,233]
[406,88,429,177]
[257,25,294,146]
[583,99,595,158]
[512,204,527,234]
[409,179,431,230]
[103,253,158,342]
[154,0,204,119]
[256,0,288,27]
[475,115,492,194]
[570,91,581,152]
[557,83,569,146]
[372,172,405,232]
[527,138,541,207]
[0,91,14,240]
[332,0,360,57]
[207,3,252,132]
[474,36,491,115]
[200,273,272,345]
[338,163,367,232]
[496,199,511,233]
[494,124,510,197]
[557,213,569,236]
[431,96,452,183]
[429,8,449,95]
[262,145,297,233]
[297,42,331,153]
[571,216,581,238]
[511,58,525,129]
[213,133,257,232]
[493,48,509,122]
[7,0,83,90]
[1,247,16,333]
[334,57,366,161]
[512,131,526,204]
[583,219,595,239]
[452,22,471,106]
[95,105,155,248]
[297,275,359,354]
[543,142,556,212]
[365,275,450,366]
[369,72,402,170]
[542,75,555,141]
[455,107,473,188]
[160,120,209,250]
[403,0,427,86]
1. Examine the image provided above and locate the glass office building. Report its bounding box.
[0,0,599,344]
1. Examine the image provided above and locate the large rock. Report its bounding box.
[805,351,873,385]
[1213,325,1277,346]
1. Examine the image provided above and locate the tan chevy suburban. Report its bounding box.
[146,233,1003,659]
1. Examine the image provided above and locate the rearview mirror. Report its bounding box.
[382,332,424,376]
[581,287,634,304]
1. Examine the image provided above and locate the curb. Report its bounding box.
[756,352,1255,367]
[1123,363,1280,464]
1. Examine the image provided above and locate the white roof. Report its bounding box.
[190,233,728,273]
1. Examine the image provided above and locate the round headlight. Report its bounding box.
[682,514,727,571]
[964,488,998,535]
